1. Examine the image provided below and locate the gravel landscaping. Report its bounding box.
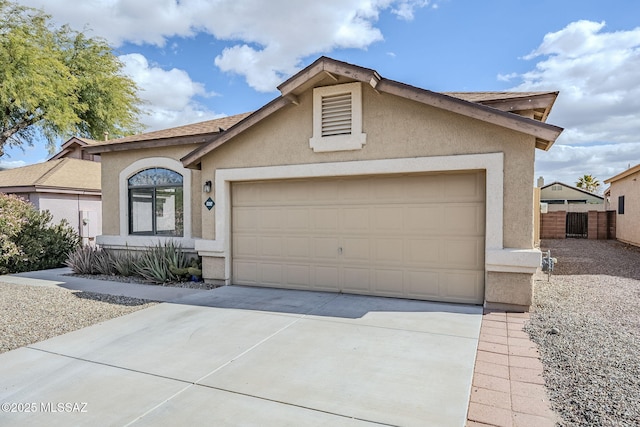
[0,283,157,354]
[527,239,640,426]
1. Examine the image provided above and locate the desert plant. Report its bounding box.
[110,249,138,277]
[93,249,116,275]
[65,245,99,275]
[135,241,190,283]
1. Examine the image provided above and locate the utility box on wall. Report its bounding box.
[79,210,99,243]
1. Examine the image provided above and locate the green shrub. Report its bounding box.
[0,193,79,274]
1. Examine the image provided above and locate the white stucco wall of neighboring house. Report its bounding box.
[29,193,102,245]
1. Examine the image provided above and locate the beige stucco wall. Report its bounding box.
[485,272,534,311]
[608,171,640,246]
[100,144,202,238]
[200,83,537,250]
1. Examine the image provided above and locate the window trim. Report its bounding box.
[118,157,192,239]
[618,195,625,214]
[128,168,184,236]
[309,82,366,152]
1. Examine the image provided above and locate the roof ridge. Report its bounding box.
[34,158,68,185]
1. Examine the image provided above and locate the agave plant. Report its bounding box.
[135,241,190,283]
[65,245,99,274]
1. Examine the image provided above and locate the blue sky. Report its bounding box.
[3,0,640,189]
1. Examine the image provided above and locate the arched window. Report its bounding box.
[128,168,183,236]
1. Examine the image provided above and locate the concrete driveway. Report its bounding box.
[0,285,482,426]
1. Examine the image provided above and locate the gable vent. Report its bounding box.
[321,92,352,137]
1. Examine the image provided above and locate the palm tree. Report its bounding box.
[576,174,601,193]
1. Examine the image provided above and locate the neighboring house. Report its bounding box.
[605,163,640,247]
[0,139,102,245]
[539,180,604,212]
[86,56,563,310]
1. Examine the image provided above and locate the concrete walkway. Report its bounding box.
[0,270,483,426]
[0,267,205,302]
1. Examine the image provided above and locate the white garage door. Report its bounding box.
[231,171,485,304]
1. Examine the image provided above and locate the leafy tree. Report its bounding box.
[0,0,143,156]
[576,174,601,193]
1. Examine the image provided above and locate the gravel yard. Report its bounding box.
[0,283,157,354]
[527,239,640,426]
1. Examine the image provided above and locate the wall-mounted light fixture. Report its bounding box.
[203,180,212,193]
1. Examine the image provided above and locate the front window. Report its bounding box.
[128,168,183,236]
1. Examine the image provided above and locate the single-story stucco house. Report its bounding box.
[605,163,640,247]
[86,56,563,310]
[0,137,102,245]
[539,180,604,212]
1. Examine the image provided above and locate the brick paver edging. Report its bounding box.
[466,310,559,427]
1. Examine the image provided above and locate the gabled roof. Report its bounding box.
[540,181,604,200]
[50,136,101,160]
[85,113,252,154]
[604,163,640,184]
[181,57,563,168]
[82,56,563,167]
[0,158,101,194]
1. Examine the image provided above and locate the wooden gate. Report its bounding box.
[566,212,588,238]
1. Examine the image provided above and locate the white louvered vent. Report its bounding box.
[321,92,352,137]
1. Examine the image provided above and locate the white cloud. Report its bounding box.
[119,53,222,130]
[510,20,640,143]
[504,20,640,185]
[0,159,28,170]
[16,0,435,92]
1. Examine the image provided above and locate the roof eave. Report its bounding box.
[85,133,218,154]
[604,163,640,184]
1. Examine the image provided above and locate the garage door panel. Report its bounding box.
[406,238,441,265]
[405,270,441,299]
[261,263,283,285]
[342,238,370,262]
[313,266,340,291]
[342,268,370,293]
[234,236,258,257]
[233,208,258,232]
[373,238,404,264]
[342,207,370,231]
[312,180,339,201]
[443,173,483,200]
[374,176,409,200]
[340,178,371,201]
[313,237,340,260]
[286,265,311,287]
[286,237,311,258]
[286,208,310,230]
[313,208,339,231]
[373,269,405,296]
[259,208,284,230]
[442,238,484,270]
[443,204,484,235]
[405,206,443,234]
[441,271,483,302]
[232,172,485,304]
[259,236,283,257]
[373,206,403,232]
[233,261,258,284]
[404,175,442,199]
